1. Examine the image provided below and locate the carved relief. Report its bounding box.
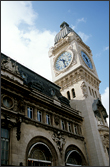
[54,116,60,125]
[52,131,66,154]
[13,98,18,112]
[18,99,25,113]
[1,57,20,75]
[81,82,88,98]
[100,134,109,152]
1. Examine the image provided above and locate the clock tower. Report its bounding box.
[48,22,109,166]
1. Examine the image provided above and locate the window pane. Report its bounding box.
[37,111,41,122]
[72,89,76,98]
[5,130,9,139]
[30,110,32,119]
[1,140,5,149]
[6,141,9,150]
[1,150,4,159]
[6,151,9,160]
[67,91,71,100]
[1,128,9,165]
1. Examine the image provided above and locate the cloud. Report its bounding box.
[78,31,92,42]
[71,17,86,31]
[1,1,56,81]
[101,87,109,125]
[77,17,86,23]
[103,46,109,51]
[71,25,76,30]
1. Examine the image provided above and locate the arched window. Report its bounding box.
[65,150,82,166]
[92,89,95,97]
[72,88,76,98]
[28,142,52,166]
[88,86,92,96]
[67,91,71,100]
[106,147,109,156]
[94,91,97,98]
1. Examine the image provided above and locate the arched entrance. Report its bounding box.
[65,150,82,166]
[26,136,58,166]
[28,142,52,166]
[65,145,87,166]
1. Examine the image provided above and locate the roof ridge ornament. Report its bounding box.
[60,21,69,29]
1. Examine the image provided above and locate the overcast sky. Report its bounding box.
[1,1,109,124]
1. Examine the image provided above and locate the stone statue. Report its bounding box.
[52,131,66,154]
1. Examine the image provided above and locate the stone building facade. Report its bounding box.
[1,22,109,166]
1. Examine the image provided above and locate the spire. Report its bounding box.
[54,22,81,44]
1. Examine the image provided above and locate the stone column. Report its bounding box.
[33,107,37,120]
[43,110,46,124]
[24,104,27,116]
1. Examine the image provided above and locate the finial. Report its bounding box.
[60,21,69,29]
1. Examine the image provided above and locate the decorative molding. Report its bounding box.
[1,57,20,75]
[54,115,60,125]
[55,66,100,91]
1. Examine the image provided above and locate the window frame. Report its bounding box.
[74,124,78,134]
[37,110,42,122]
[1,128,9,165]
[68,122,72,132]
[46,114,51,125]
[61,120,65,130]
[72,88,76,98]
[67,91,71,100]
[27,106,33,119]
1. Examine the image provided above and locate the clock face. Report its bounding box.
[81,51,93,69]
[55,51,72,71]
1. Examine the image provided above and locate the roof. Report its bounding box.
[1,52,70,106]
[54,21,82,44]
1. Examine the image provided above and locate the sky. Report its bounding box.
[1,1,109,124]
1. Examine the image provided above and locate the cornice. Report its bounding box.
[98,125,109,132]
[55,66,101,91]
[77,38,91,54]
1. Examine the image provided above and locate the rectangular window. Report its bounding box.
[37,110,42,122]
[27,107,33,119]
[1,128,9,165]
[68,122,72,132]
[74,124,78,134]
[46,114,51,125]
[61,120,65,130]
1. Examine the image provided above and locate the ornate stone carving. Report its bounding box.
[1,57,20,75]
[13,98,18,112]
[54,116,60,125]
[100,134,109,152]
[81,82,88,98]
[52,131,66,154]
[18,99,25,113]
[16,116,22,141]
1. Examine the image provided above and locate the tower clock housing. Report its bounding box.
[48,22,109,166]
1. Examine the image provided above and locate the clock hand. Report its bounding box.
[60,59,66,67]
